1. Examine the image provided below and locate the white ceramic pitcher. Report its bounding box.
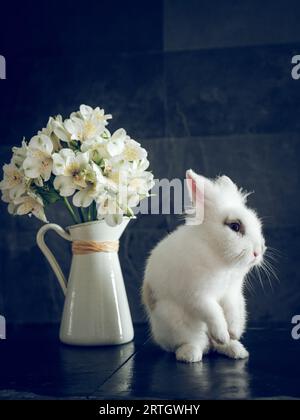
[36,219,134,346]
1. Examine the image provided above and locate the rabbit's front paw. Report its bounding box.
[225,340,249,359]
[228,321,243,340]
[176,344,203,363]
[210,325,230,345]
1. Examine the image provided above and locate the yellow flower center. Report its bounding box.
[7,169,22,187]
[66,163,86,188]
[31,150,52,174]
[109,172,121,184]
[41,158,51,169]
[32,150,47,161]
[67,162,80,177]
[23,198,38,213]
[130,178,143,189]
[123,145,140,161]
[83,120,97,139]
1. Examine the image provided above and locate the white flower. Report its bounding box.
[64,117,101,143]
[51,115,72,143]
[0,162,26,200]
[81,137,110,162]
[1,190,17,215]
[53,176,75,197]
[0,104,154,226]
[128,172,154,197]
[14,192,48,223]
[102,155,127,175]
[106,166,127,185]
[107,128,126,157]
[52,149,89,196]
[96,192,124,226]
[118,173,153,210]
[23,134,53,181]
[79,104,112,122]
[64,105,112,143]
[130,158,150,173]
[11,140,28,167]
[116,185,138,209]
[127,159,153,191]
[73,163,106,208]
[103,138,147,170]
[39,115,67,150]
[122,138,147,161]
[101,157,154,216]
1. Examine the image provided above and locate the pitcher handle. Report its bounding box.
[36,224,72,296]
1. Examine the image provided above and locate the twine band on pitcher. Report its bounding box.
[72,240,119,255]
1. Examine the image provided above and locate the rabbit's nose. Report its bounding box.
[254,243,266,258]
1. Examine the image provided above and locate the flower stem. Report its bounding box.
[63,197,79,224]
[87,206,91,222]
[93,201,97,221]
[78,208,86,223]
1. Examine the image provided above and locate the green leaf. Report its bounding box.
[126,207,135,217]
[32,178,62,206]
[36,188,62,205]
[69,140,80,151]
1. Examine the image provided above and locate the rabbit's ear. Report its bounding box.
[186,169,207,206]
[217,175,237,191]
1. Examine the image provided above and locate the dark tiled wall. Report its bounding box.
[164,0,300,50]
[0,0,299,325]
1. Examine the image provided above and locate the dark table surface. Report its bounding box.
[0,324,299,400]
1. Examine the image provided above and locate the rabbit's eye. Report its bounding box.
[225,220,244,234]
[229,222,241,233]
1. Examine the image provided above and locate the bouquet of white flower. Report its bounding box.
[0,105,154,226]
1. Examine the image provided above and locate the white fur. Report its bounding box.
[142,170,266,363]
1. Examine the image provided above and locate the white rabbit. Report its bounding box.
[142,169,266,363]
